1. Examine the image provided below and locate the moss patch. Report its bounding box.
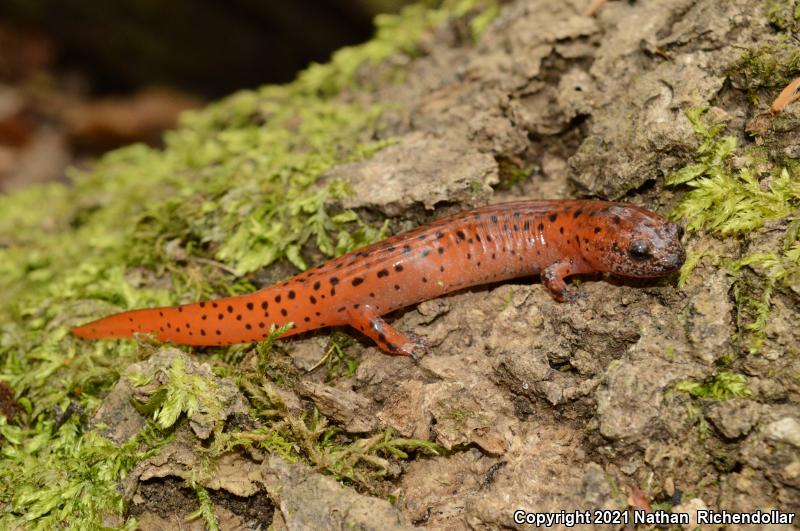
[667,107,800,351]
[730,40,800,105]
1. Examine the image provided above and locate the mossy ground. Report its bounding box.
[0,1,496,527]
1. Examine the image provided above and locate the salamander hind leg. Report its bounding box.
[347,304,424,359]
[541,260,586,303]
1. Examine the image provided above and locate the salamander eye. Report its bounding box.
[628,240,651,261]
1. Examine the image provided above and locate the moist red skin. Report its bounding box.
[72,200,685,356]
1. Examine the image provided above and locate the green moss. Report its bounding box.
[667,107,800,351]
[677,371,752,441]
[0,1,500,526]
[131,356,223,431]
[495,157,534,190]
[766,0,800,33]
[675,371,752,400]
[212,382,443,490]
[731,41,800,104]
[186,485,219,531]
[0,417,169,528]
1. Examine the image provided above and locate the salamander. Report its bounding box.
[72,200,685,356]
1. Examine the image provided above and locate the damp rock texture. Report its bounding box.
[102,0,800,527]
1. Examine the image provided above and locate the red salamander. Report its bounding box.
[72,200,685,356]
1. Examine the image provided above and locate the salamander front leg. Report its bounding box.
[347,304,423,358]
[541,259,586,303]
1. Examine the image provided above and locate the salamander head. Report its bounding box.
[583,203,685,278]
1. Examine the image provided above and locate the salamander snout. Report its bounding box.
[588,206,686,278]
[618,220,685,277]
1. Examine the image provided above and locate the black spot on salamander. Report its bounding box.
[559,226,565,234]
[394,284,400,290]
[548,213,557,222]
[309,295,317,304]
[421,249,431,257]
[236,315,242,321]
[513,225,519,232]
[288,290,296,299]
[583,237,589,244]
[274,294,281,303]
[353,303,360,309]
[467,253,472,260]
[573,209,583,218]
[394,264,403,272]
[440,265,445,272]
[246,302,254,310]
[369,292,375,298]
[594,227,601,234]
[337,306,346,313]
[212,302,218,308]
[281,308,288,316]
[437,246,444,254]
[178,307,183,313]
[574,235,580,245]
[304,317,311,322]
[436,231,445,239]
[456,230,466,240]
[330,287,336,296]
[200,329,206,336]
[159,326,164,332]
[537,223,544,230]
[613,215,621,224]
[491,215,498,223]
[218,313,224,320]
[422,277,428,283]
[377,269,389,278]
[201,315,207,320]
[128,317,133,322]
[387,245,396,252]
[510,250,516,256]
[378,332,387,343]
[199,302,205,308]
[330,277,340,285]
[315,311,321,316]
[159,311,164,317]
[403,245,411,254]
[227,305,234,313]
[486,235,493,242]
[352,277,364,286]
[467,238,473,244]
[523,221,530,231]
[216,330,221,335]
[259,322,265,328]
[313,280,321,290]
[492,253,497,259]
[513,211,521,219]
[417,234,427,240]
[261,301,268,310]
[245,323,252,330]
